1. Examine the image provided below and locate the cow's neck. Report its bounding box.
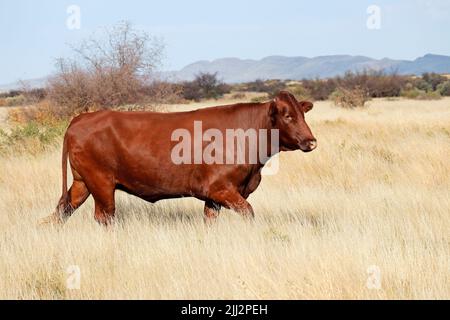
[223,101,272,129]
[229,102,280,167]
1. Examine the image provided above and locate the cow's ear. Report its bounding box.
[299,101,313,113]
[269,100,278,126]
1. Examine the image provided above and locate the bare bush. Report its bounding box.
[331,86,370,108]
[141,81,184,106]
[47,21,165,117]
[19,81,47,105]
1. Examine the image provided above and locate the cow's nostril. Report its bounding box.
[299,139,317,152]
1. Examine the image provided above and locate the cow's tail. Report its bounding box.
[61,132,69,199]
[39,133,70,226]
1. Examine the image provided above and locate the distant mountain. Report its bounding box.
[167,54,450,83]
[2,54,450,91]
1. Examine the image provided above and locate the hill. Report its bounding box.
[168,54,450,83]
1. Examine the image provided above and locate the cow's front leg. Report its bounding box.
[210,189,255,220]
[203,200,221,225]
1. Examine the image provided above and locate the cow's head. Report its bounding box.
[269,91,317,152]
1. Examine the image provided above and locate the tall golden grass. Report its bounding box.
[0,98,449,299]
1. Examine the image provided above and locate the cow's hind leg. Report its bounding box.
[87,178,116,226]
[203,200,221,225]
[93,199,115,226]
[210,189,255,220]
[40,180,90,225]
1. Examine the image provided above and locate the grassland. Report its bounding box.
[0,98,449,299]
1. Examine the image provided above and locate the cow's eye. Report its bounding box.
[285,115,293,121]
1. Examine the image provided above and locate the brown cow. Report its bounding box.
[40,91,316,225]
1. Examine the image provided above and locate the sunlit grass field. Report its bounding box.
[0,98,449,299]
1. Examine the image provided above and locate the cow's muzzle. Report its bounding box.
[299,139,317,152]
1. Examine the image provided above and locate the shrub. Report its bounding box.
[419,90,441,100]
[245,79,286,98]
[238,71,450,101]
[0,87,47,107]
[421,73,447,91]
[140,81,183,105]
[0,90,22,99]
[5,95,26,106]
[301,78,336,100]
[401,88,441,100]
[47,21,165,118]
[437,81,450,96]
[25,88,47,102]
[250,95,268,103]
[231,92,246,99]
[414,79,433,92]
[246,79,269,92]
[0,120,68,155]
[287,84,312,101]
[7,100,61,124]
[264,82,286,99]
[335,70,407,98]
[182,72,230,101]
[17,84,47,104]
[401,88,424,99]
[331,87,370,108]
[47,63,93,116]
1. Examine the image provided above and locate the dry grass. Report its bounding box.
[0,98,449,299]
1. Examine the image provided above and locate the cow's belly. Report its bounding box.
[114,160,260,202]
[114,158,207,200]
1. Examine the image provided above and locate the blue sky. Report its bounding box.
[0,0,449,84]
